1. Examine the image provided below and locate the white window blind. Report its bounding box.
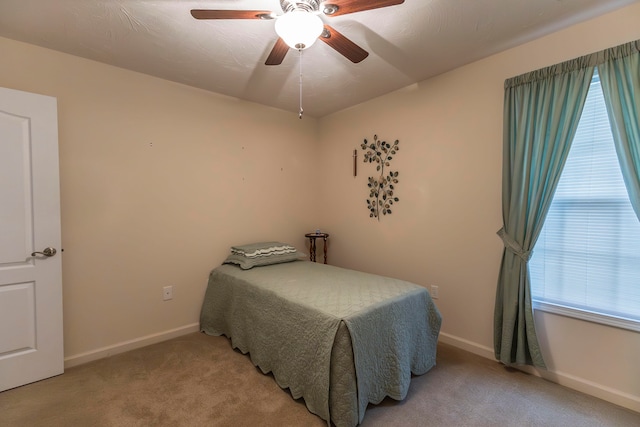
[529,71,640,328]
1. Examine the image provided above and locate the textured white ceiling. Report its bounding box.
[0,0,637,117]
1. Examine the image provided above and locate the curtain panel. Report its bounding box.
[598,40,640,220]
[496,59,594,368]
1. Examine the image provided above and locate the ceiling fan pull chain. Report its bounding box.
[298,48,304,119]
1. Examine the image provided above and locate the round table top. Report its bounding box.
[305,232,329,238]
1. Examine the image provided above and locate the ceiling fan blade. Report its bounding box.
[320,25,369,63]
[265,38,289,66]
[191,10,274,20]
[323,0,404,17]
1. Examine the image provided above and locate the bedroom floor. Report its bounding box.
[1,332,638,426]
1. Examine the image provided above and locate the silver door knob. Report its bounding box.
[31,247,57,257]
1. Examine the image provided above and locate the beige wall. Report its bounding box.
[0,36,320,360]
[1,0,639,413]
[318,2,640,412]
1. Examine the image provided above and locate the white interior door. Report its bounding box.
[0,87,63,391]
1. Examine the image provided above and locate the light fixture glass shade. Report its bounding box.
[275,11,323,50]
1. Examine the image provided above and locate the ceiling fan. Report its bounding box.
[191,0,405,66]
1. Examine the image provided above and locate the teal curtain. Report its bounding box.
[598,40,640,220]
[495,62,594,368]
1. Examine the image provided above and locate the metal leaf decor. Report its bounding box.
[360,134,400,220]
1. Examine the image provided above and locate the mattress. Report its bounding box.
[200,260,441,426]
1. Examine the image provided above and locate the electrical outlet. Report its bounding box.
[430,285,439,299]
[163,285,173,301]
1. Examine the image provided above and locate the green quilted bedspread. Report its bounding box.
[200,260,442,426]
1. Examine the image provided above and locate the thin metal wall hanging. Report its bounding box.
[360,134,399,220]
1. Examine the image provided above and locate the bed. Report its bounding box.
[200,255,441,427]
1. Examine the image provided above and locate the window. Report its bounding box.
[529,71,640,331]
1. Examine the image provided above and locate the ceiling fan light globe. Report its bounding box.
[275,11,324,50]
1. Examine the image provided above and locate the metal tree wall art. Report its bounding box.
[360,134,400,220]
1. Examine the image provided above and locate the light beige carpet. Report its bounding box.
[1,332,638,426]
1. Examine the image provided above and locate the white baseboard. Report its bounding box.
[438,332,640,414]
[64,323,200,369]
[438,332,495,359]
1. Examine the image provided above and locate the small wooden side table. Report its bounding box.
[305,232,329,264]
